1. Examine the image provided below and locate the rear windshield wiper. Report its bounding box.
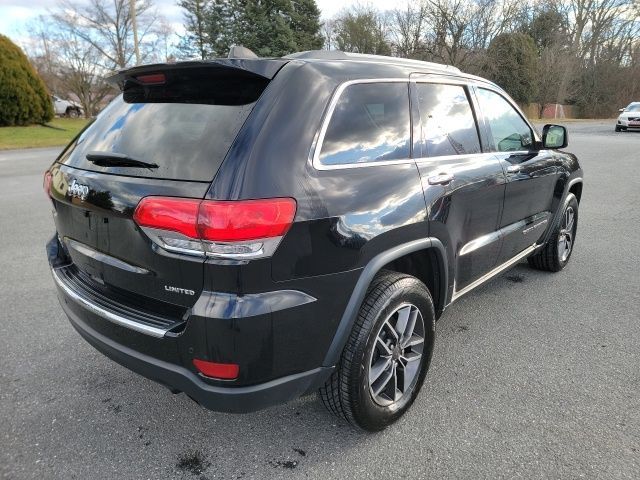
[86,151,159,169]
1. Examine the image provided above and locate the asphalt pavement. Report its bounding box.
[0,121,638,479]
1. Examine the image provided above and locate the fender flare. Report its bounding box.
[541,175,583,247]
[321,237,447,367]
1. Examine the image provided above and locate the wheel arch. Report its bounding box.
[541,176,583,248]
[568,180,583,203]
[321,238,447,367]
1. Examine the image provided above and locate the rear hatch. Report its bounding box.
[48,61,284,310]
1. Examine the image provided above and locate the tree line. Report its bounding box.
[323,0,639,118]
[17,0,640,121]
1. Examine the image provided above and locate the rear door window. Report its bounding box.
[415,83,481,157]
[58,67,268,181]
[318,82,411,166]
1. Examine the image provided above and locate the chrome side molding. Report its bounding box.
[451,244,537,302]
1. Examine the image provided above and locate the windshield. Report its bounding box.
[625,103,640,112]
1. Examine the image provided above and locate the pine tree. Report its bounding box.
[177,0,213,59]
[177,0,323,59]
[291,0,323,51]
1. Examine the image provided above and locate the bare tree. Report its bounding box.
[322,19,336,50]
[54,0,160,69]
[24,0,173,117]
[27,16,115,117]
[389,3,429,58]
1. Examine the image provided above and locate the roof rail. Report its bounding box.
[284,50,461,73]
[284,50,349,60]
[228,45,259,59]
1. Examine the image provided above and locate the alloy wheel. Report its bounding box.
[368,303,425,406]
[558,206,575,262]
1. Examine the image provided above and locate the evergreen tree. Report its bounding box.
[237,0,297,57]
[484,33,539,105]
[291,0,324,51]
[0,34,53,126]
[177,0,323,58]
[177,0,213,59]
[334,7,391,56]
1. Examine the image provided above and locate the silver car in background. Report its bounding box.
[616,102,640,131]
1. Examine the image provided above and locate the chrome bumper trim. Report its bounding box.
[51,267,169,338]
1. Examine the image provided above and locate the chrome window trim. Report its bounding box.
[311,78,413,171]
[310,77,501,170]
[413,152,496,165]
[51,266,170,338]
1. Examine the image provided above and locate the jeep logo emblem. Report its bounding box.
[68,179,89,200]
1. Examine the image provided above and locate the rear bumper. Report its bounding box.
[59,294,332,413]
[47,235,343,413]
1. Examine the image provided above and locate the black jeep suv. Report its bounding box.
[45,50,583,431]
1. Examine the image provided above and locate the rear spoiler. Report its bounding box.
[106,59,289,89]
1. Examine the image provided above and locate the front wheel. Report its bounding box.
[319,271,435,431]
[528,193,578,272]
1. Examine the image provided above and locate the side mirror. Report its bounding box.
[619,108,625,112]
[542,124,568,149]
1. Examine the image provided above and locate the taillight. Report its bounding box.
[43,171,54,208]
[133,197,296,259]
[43,171,52,196]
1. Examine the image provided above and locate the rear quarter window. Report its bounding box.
[318,82,411,166]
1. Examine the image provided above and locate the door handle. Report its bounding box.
[428,172,454,185]
[506,164,521,173]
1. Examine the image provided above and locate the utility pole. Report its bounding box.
[130,0,141,65]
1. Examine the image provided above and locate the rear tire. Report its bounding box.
[319,271,435,431]
[528,193,578,272]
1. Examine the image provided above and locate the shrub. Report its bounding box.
[0,34,53,126]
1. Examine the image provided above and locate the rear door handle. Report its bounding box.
[428,173,454,185]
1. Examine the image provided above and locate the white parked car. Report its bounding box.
[615,102,640,132]
[51,95,83,118]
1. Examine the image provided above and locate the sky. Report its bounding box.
[0,0,406,47]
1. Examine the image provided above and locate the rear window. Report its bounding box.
[58,68,268,181]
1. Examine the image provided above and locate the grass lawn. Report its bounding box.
[0,118,90,150]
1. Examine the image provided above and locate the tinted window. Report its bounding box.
[58,69,267,181]
[477,88,533,152]
[416,83,480,157]
[319,83,410,166]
